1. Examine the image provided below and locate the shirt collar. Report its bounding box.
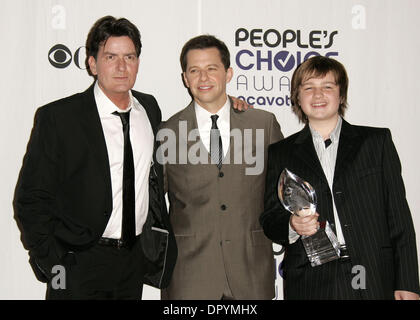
[309,116,343,144]
[194,98,230,127]
[94,81,136,118]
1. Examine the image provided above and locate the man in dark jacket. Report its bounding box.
[13,16,177,299]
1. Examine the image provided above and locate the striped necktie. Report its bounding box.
[210,114,223,169]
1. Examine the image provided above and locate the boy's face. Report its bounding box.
[298,71,341,125]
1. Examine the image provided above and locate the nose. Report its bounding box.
[199,70,209,81]
[313,87,323,97]
[116,57,127,71]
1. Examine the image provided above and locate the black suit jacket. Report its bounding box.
[261,119,419,299]
[13,84,176,288]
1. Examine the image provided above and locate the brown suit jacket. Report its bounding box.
[160,101,283,299]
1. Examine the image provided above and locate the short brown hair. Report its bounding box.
[85,16,142,77]
[291,56,349,123]
[180,35,230,72]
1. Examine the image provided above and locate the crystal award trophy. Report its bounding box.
[278,168,341,267]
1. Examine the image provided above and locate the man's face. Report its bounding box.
[88,36,139,101]
[298,71,341,125]
[183,47,233,112]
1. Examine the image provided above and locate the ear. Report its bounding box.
[88,56,98,76]
[226,67,233,83]
[182,72,190,88]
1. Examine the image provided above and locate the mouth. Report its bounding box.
[114,76,129,81]
[198,85,213,91]
[312,102,327,108]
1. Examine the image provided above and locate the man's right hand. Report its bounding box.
[290,212,320,237]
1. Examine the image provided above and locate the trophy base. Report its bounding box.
[301,221,341,267]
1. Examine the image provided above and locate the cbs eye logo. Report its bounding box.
[48,44,86,69]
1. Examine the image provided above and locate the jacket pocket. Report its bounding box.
[357,166,381,179]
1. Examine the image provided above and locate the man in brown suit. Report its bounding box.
[159,35,283,299]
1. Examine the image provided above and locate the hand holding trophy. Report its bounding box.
[278,168,341,267]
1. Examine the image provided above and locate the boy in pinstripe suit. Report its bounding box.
[261,56,419,299]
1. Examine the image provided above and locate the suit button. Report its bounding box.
[104,211,109,217]
[219,172,224,178]
[221,205,227,211]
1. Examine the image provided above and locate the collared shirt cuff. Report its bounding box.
[289,221,300,244]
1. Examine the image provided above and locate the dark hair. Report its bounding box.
[180,35,230,72]
[291,55,349,123]
[85,16,142,76]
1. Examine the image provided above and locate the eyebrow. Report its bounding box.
[102,51,137,56]
[188,63,220,69]
[301,80,336,85]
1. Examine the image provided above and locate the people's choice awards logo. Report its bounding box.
[234,28,339,108]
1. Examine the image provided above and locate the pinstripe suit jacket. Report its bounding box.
[260,119,419,299]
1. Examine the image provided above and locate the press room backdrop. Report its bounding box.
[1,0,419,299]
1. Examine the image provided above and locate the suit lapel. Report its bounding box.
[333,119,363,183]
[228,105,245,165]
[179,101,198,131]
[133,92,157,136]
[293,125,328,184]
[178,101,209,163]
[79,84,112,192]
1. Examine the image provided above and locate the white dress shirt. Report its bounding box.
[194,98,230,159]
[94,82,154,239]
[289,117,346,246]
